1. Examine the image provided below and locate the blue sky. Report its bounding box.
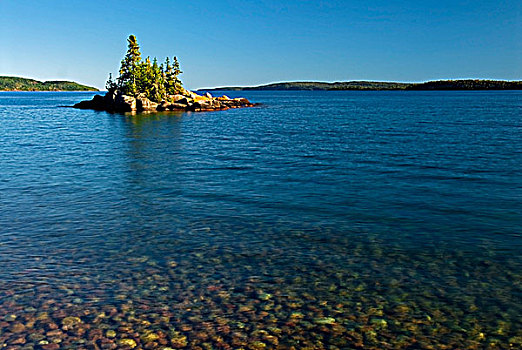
[0,0,520,89]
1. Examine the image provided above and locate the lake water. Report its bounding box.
[0,91,521,349]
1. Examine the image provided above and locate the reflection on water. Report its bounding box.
[0,91,520,349]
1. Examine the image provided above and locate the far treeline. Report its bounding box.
[202,80,522,91]
[0,76,98,91]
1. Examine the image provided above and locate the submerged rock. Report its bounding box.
[314,317,336,325]
[117,338,137,348]
[61,316,82,327]
[106,329,117,338]
[73,90,255,113]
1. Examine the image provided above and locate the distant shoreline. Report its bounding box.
[0,76,98,92]
[1,90,99,92]
[199,79,522,92]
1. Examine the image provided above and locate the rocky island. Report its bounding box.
[74,88,255,113]
[74,35,255,113]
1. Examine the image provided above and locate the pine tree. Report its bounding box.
[173,56,183,93]
[107,35,185,102]
[117,35,142,96]
[165,56,183,96]
[151,57,165,101]
[139,57,153,99]
[105,73,116,92]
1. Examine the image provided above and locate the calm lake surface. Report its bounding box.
[0,91,521,349]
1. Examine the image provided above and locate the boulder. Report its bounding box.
[187,101,201,111]
[167,103,188,111]
[187,100,213,111]
[169,94,185,103]
[136,97,158,111]
[210,100,222,108]
[156,101,170,111]
[114,94,136,112]
[176,98,191,106]
[103,90,119,109]
[234,97,251,104]
[73,100,91,109]
[73,94,105,110]
[204,92,213,99]
[187,91,199,99]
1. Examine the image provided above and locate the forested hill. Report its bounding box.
[408,80,522,90]
[200,80,522,91]
[0,76,98,91]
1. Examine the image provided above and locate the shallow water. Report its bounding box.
[0,91,521,349]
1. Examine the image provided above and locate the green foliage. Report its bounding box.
[117,35,142,96]
[109,35,184,102]
[105,73,117,92]
[407,80,522,90]
[0,76,98,91]
[204,80,522,91]
[165,56,183,96]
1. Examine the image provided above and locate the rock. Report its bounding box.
[73,94,105,110]
[73,89,254,113]
[11,336,26,345]
[314,317,336,325]
[117,338,137,348]
[176,98,191,106]
[169,94,185,102]
[61,316,82,327]
[187,102,199,111]
[370,318,388,328]
[196,101,211,109]
[46,329,63,337]
[248,341,267,350]
[104,89,118,104]
[47,322,59,330]
[167,103,187,111]
[258,292,272,300]
[187,91,199,99]
[170,334,187,347]
[141,332,160,342]
[156,101,169,111]
[210,100,222,109]
[393,304,410,314]
[136,97,159,112]
[290,312,304,319]
[234,97,251,104]
[106,330,116,338]
[114,94,136,112]
[10,322,26,333]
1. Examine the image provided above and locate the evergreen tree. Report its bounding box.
[151,57,166,101]
[137,57,153,98]
[105,73,117,92]
[107,35,185,102]
[165,56,183,96]
[173,56,183,94]
[117,35,142,96]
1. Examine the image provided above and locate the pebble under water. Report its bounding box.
[0,91,521,349]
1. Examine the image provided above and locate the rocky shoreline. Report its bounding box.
[73,90,256,113]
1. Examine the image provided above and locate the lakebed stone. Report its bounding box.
[74,90,255,113]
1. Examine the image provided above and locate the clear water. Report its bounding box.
[0,91,521,349]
